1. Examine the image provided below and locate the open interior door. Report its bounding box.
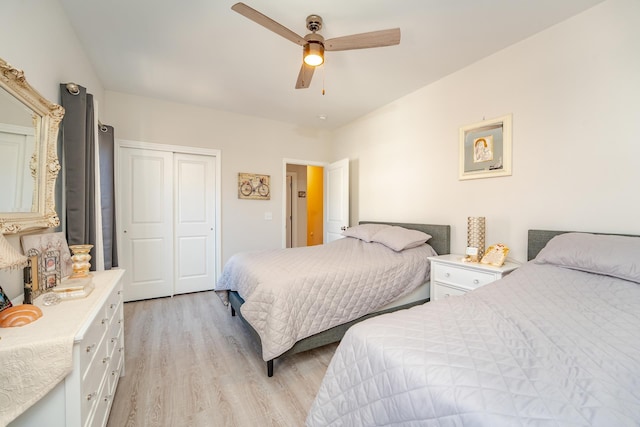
[325,158,349,243]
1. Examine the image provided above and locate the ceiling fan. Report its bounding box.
[231,2,401,89]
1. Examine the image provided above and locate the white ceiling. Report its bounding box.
[58,0,603,130]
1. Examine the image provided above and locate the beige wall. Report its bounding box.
[330,0,640,262]
[104,92,331,264]
[0,0,104,106]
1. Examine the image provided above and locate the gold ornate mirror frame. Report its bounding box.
[0,57,64,233]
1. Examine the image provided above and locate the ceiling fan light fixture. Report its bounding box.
[303,42,324,66]
[231,3,401,89]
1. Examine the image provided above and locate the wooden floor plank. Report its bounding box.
[107,291,338,427]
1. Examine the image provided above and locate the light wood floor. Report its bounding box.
[106,291,338,427]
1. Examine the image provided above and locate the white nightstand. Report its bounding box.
[429,254,520,301]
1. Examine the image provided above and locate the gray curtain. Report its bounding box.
[98,124,118,268]
[60,83,118,270]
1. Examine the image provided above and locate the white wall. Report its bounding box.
[330,0,640,262]
[104,92,331,264]
[0,0,105,300]
[0,0,104,105]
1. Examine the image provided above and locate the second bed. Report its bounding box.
[215,221,450,376]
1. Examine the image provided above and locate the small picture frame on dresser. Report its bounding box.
[26,249,43,301]
[42,250,61,289]
[21,232,73,278]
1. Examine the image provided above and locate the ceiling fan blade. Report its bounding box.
[325,28,400,51]
[295,63,315,89]
[231,3,306,46]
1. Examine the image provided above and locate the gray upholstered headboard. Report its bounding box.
[527,229,639,261]
[360,221,451,256]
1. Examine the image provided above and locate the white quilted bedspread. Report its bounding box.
[216,237,436,361]
[306,262,640,426]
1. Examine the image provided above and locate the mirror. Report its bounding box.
[0,57,64,233]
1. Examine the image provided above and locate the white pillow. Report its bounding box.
[341,223,391,242]
[370,226,432,252]
[534,232,640,283]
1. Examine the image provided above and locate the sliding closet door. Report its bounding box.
[174,153,216,295]
[119,147,174,301]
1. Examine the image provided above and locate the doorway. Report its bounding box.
[283,158,349,248]
[285,163,323,248]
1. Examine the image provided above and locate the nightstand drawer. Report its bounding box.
[432,284,466,299]
[432,263,495,290]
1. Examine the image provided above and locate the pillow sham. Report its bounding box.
[534,232,640,283]
[341,223,391,242]
[370,226,432,252]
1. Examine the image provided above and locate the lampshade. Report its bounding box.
[0,234,28,270]
[303,42,324,66]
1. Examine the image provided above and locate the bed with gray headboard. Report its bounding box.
[307,228,640,425]
[527,229,639,260]
[224,221,451,376]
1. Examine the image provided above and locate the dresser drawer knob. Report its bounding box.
[101,317,109,325]
[110,303,116,309]
[86,343,96,353]
[119,346,124,352]
[103,356,111,364]
[473,279,479,284]
[444,272,450,278]
[444,293,450,298]
[87,392,97,401]
[104,394,112,403]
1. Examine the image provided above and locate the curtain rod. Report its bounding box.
[65,82,109,132]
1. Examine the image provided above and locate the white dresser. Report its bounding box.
[429,254,519,301]
[9,269,125,427]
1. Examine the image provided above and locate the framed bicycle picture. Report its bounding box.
[238,172,271,200]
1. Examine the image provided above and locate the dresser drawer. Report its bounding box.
[432,283,467,299]
[104,285,123,322]
[92,348,123,427]
[432,263,496,290]
[81,333,110,425]
[89,361,113,427]
[107,314,123,357]
[79,313,109,379]
[107,348,124,395]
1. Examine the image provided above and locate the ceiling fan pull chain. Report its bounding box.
[322,64,326,95]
